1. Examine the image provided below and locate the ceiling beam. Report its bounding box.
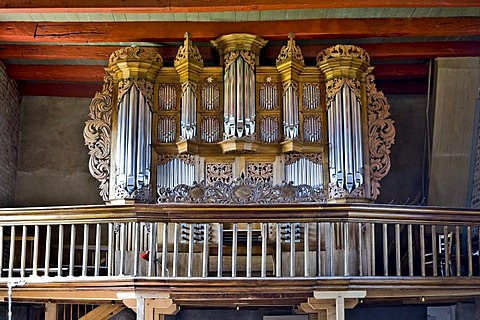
[2,18,479,43]
[1,0,479,13]
[6,63,428,82]
[1,41,478,62]
[17,81,103,98]
[0,44,212,61]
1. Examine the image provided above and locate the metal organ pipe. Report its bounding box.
[224,56,256,139]
[328,83,364,193]
[116,85,152,195]
[181,83,197,140]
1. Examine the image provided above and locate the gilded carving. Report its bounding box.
[328,183,365,199]
[174,32,204,66]
[366,74,396,199]
[157,154,195,166]
[224,50,256,71]
[84,74,114,201]
[206,163,233,185]
[325,78,361,107]
[109,46,163,66]
[317,44,370,65]
[247,162,274,184]
[157,176,326,204]
[285,153,323,165]
[118,78,155,111]
[276,33,304,65]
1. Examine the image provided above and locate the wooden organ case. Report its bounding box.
[85,32,395,205]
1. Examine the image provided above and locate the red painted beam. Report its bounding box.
[6,64,106,82]
[1,0,478,13]
[373,63,429,79]
[267,41,480,61]
[1,18,479,43]
[1,41,478,62]
[0,44,211,61]
[6,62,428,89]
[17,81,103,98]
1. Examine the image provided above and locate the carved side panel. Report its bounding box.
[84,74,114,201]
[366,74,396,199]
[205,163,234,185]
[246,162,274,184]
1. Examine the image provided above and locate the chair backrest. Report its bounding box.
[438,232,453,254]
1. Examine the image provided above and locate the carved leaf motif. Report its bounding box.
[366,74,396,199]
[84,73,113,201]
[316,44,370,65]
[157,177,326,204]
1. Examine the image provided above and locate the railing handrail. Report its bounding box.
[0,203,479,225]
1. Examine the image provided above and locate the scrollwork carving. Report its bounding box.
[325,78,361,107]
[158,154,195,166]
[174,32,204,65]
[317,44,370,65]
[224,50,255,71]
[328,183,365,199]
[285,153,323,165]
[366,74,396,199]
[84,74,113,201]
[118,78,155,111]
[276,33,304,65]
[109,46,163,66]
[157,176,326,204]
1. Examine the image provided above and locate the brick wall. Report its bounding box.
[0,61,21,206]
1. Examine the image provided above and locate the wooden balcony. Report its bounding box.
[0,203,480,311]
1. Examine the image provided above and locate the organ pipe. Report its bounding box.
[116,85,152,194]
[317,44,372,200]
[211,34,267,140]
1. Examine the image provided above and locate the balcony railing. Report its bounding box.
[0,203,479,280]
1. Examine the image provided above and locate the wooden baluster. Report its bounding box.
[444,226,449,276]
[148,223,156,277]
[94,224,102,276]
[57,225,64,277]
[304,223,309,277]
[317,223,322,277]
[107,223,114,276]
[467,226,472,277]
[173,223,179,277]
[21,225,27,278]
[217,224,223,277]
[162,223,169,277]
[247,223,252,278]
[371,223,375,276]
[202,223,209,278]
[232,223,238,277]
[432,225,438,277]
[455,226,461,277]
[358,223,363,276]
[69,225,76,277]
[383,223,388,276]
[44,225,50,277]
[408,224,413,276]
[290,223,295,277]
[32,225,39,277]
[420,224,425,276]
[395,224,401,276]
[344,222,349,276]
[276,223,281,277]
[188,223,194,278]
[82,224,89,276]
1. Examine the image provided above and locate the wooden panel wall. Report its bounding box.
[429,57,480,206]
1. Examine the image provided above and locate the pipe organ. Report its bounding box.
[85,34,395,204]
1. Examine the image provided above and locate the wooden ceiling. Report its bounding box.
[1,0,479,97]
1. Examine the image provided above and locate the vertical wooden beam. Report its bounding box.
[45,303,57,320]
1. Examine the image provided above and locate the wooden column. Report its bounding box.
[298,291,366,320]
[44,303,57,320]
[429,57,480,206]
[118,293,179,320]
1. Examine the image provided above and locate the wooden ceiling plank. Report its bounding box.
[17,81,103,98]
[6,63,429,83]
[0,44,211,61]
[268,41,480,60]
[1,0,479,13]
[0,41,478,62]
[1,18,479,43]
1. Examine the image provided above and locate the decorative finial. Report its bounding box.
[174,31,204,66]
[276,32,304,65]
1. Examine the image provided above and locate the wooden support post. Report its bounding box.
[117,292,179,320]
[298,291,366,320]
[44,303,57,320]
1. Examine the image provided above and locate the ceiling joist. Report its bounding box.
[1,41,479,62]
[1,18,479,43]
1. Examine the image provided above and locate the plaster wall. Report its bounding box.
[15,96,103,207]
